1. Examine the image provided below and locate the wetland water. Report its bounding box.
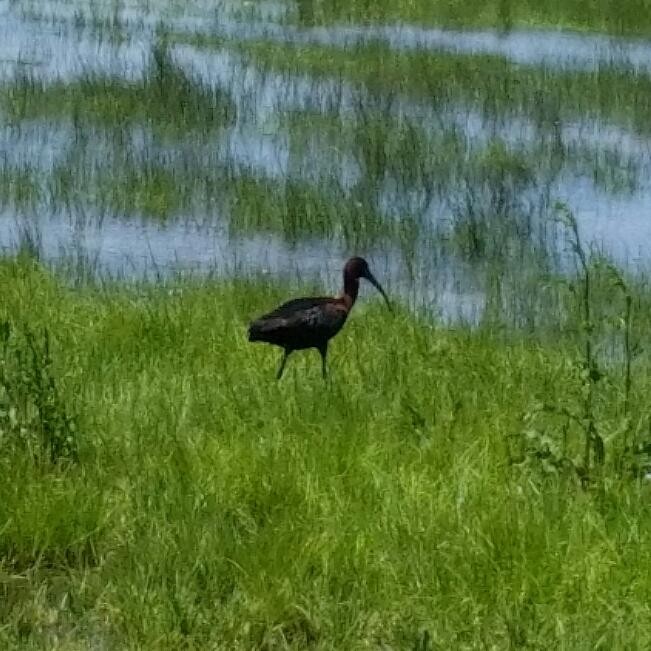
[1,0,651,321]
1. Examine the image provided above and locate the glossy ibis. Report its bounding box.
[248,257,391,379]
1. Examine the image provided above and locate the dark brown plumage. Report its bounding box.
[248,257,391,379]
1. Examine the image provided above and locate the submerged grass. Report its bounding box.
[1,257,651,648]
[1,43,236,136]
[0,165,41,210]
[184,35,651,135]
[227,172,398,243]
[0,89,636,251]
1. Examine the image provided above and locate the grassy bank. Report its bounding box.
[1,257,650,649]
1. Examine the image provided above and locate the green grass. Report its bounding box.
[91,162,200,221]
[0,165,41,210]
[292,0,651,36]
[1,43,236,136]
[226,170,421,247]
[1,257,651,648]
[182,35,651,135]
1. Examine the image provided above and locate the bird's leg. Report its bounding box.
[276,349,290,380]
[318,343,328,380]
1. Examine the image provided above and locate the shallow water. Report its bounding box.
[1,0,651,324]
[0,10,149,82]
[0,208,485,321]
[141,44,651,264]
[0,121,75,170]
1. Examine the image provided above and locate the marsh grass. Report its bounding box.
[1,257,651,648]
[0,319,78,465]
[93,162,188,221]
[195,36,651,135]
[2,42,236,136]
[0,104,627,263]
[292,0,651,36]
[0,31,642,254]
[226,167,424,251]
[0,165,41,211]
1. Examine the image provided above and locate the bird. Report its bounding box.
[248,257,391,380]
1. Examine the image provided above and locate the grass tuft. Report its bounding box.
[2,42,236,136]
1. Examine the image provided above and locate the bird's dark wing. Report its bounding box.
[261,296,332,320]
[248,297,348,347]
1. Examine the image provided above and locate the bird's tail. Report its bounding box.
[248,320,265,342]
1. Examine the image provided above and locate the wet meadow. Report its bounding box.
[2,0,651,648]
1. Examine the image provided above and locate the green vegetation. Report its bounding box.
[0,111,636,257]
[227,172,401,243]
[292,0,651,36]
[2,44,236,136]
[182,34,651,135]
[0,165,41,210]
[2,4,651,646]
[1,256,651,649]
[14,0,651,36]
[95,163,186,221]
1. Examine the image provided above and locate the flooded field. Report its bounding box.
[1,0,651,323]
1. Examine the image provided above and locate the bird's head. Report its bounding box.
[344,257,392,311]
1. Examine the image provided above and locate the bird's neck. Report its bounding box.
[341,275,359,310]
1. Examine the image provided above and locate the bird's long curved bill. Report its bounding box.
[366,272,392,312]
